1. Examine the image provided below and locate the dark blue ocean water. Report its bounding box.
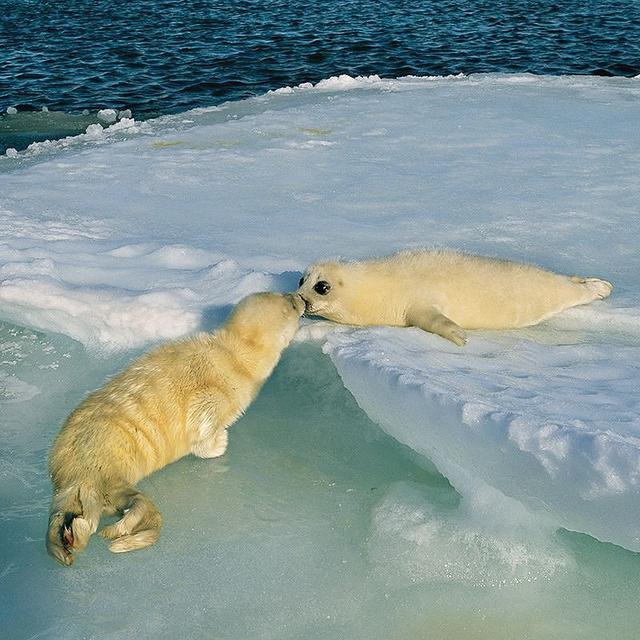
[2,0,640,152]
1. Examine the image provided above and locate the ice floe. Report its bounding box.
[1,72,640,639]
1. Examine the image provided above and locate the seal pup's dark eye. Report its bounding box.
[314,280,331,295]
[298,277,304,287]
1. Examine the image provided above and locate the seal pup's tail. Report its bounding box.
[99,486,163,554]
[47,482,103,566]
[570,276,614,300]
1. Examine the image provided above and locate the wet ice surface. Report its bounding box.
[1,74,640,638]
[3,338,640,639]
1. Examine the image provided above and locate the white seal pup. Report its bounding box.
[297,250,612,346]
[46,292,305,565]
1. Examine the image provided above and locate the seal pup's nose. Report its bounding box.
[286,293,306,316]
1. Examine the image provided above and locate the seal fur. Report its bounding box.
[297,250,612,346]
[46,292,304,565]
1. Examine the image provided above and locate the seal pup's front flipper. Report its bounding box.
[406,305,467,347]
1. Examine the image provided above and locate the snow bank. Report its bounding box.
[325,327,640,551]
[0,232,289,350]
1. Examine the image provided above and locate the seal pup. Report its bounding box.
[297,250,612,346]
[47,292,305,565]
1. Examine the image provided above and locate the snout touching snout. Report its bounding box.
[286,292,306,316]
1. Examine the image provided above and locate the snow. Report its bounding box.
[1,73,640,638]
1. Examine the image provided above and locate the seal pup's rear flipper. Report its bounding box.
[99,487,162,553]
[47,483,103,566]
[569,276,613,301]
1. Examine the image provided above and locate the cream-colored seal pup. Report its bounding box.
[297,250,612,346]
[47,292,305,565]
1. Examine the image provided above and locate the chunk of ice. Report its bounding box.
[84,123,104,137]
[97,108,118,124]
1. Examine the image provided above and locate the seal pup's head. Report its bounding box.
[224,291,305,352]
[297,262,349,322]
